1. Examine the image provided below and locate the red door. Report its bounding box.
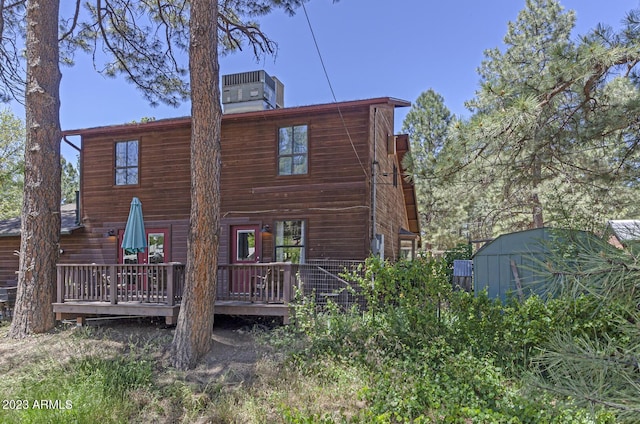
[117,228,170,296]
[230,225,261,295]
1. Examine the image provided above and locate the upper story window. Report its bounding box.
[115,140,139,185]
[278,125,308,175]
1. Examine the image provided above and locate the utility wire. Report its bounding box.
[301,2,368,177]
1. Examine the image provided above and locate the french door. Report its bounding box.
[118,228,170,264]
[116,228,170,298]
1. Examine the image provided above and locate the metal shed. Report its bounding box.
[473,228,595,301]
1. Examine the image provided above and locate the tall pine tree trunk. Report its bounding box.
[171,0,221,369]
[9,0,62,337]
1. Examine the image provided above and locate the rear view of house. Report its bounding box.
[0,71,419,323]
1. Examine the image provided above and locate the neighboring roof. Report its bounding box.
[0,203,82,237]
[398,227,418,238]
[62,97,411,137]
[606,220,640,242]
[395,134,421,237]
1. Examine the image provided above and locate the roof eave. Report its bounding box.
[62,97,411,137]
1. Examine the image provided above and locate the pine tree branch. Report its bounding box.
[59,0,82,42]
[218,11,276,57]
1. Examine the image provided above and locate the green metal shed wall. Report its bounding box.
[473,228,555,301]
[473,228,599,301]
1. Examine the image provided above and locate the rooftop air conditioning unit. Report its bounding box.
[221,70,284,114]
[272,76,285,109]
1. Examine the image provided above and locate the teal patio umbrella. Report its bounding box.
[121,197,147,253]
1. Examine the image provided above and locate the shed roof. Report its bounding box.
[0,203,82,237]
[606,220,640,242]
[473,227,599,301]
[473,227,553,257]
[474,227,599,257]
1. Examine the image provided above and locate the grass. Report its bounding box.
[0,321,158,424]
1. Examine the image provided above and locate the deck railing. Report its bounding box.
[56,262,297,305]
[216,263,297,303]
[56,260,363,308]
[56,263,185,305]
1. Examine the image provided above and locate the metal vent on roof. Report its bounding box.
[221,70,283,114]
[222,70,276,90]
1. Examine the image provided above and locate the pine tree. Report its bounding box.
[453,0,640,232]
[402,89,457,249]
[531,232,640,422]
[60,156,79,205]
[8,0,62,337]
[0,108,24,219]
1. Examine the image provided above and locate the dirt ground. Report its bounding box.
[0,315,272,390]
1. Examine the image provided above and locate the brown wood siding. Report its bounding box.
[369,104,411,260]
[220,106,372,261]
[221,208,370,264]
[63,99,411,264]
[0,218,190,284]
[0,230,113,284]
[59,230,115,264]
[0,237,19,284]
[81,124,192,226]
[79,124,192,264]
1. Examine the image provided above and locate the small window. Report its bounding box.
[148,232,166,264]
[274,220,305,263]
[119,228,170,264]
[400,239,415,260]
[393,164,398,188]
[115,140,139,185]
[236,229,256,262]
[278,125,308,175]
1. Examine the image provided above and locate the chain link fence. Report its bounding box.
[296,259,367,310]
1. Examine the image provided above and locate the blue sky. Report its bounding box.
[7,1,639,160]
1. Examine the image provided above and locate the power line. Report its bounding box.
[301,2,368,177]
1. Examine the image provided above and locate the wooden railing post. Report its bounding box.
[56,265,64,304]
[110,265,117,305]
[167,264,175,306]
[283,263,292,304]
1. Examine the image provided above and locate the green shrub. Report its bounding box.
[284,255,621,422]
[344,255,451,317]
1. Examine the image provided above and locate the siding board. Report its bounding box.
[7,98,412,267]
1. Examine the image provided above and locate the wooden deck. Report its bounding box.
[53,300,181,325]
[54,263,297,325]
[53,300,289,325]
